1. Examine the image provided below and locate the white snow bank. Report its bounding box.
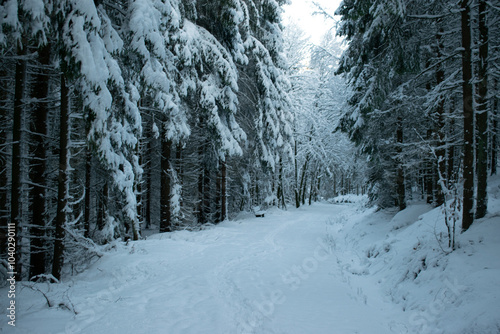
[390,203,433,231]
[330,177,500,334]
[328,193,368,205]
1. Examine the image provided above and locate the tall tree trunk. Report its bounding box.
[203,163,211,222]
[435,23,446,206]
[448,114,456,185]
[316,174,321,201]
[221,159,227,221]
[308,168,316,206]
[461,0,474,232]
[299,158,308,205]
[215,158,227,222]
[293,141,300,208]
[97,182,108,230]
[198,160,204,223]
[215,163,222,223]
[396,116,406,210]
[294,141,300,208]
[425,130,434,204]
[145,138,152,228]
[277,158,285,209]
[425,162,434,204]
[175,143,183,216]
[84,143,92,238]
[29,43,51,279]
[271,179,276,206]
[491,79,498,176]
[131,161,140,241]
[0,69,8,259]
[253,175,259,207]
[424,61,435,205]
[160,138,172,232]
[197,162,211,224]
[136,140,143,231]
[339,173,343,195]
[333,173,337,197]
[52,73,70,280]
[11,43,26,280]
[475,0,488,219]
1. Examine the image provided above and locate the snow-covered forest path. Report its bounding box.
[10,203,408,334]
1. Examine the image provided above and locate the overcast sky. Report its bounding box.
[283,0,343,45]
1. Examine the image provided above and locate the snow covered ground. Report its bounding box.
[2,186,500,333]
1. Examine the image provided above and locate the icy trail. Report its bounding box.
[6,203,408,334]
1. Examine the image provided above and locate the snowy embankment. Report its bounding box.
[2,187,500,333]
[330,181,500,334]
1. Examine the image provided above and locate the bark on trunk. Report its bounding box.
[396,116,406,211]
[11,43,26,280]
[435,23,446,206]
[160,138,172,232]
[97,182,108,231]
[52,73,70,280]
[425,130,434,205]
[175,143,183,213]
[475,0,488,219]
[491,80,498,176]
[294,141,300,208]
[29,43,51,279]
[333,173,337,197]
[277,159,286,209]
[215,163,222,223]
[203,163,211,223]
[461,0,475,232]
[221,159,227,221]
[0,68,8,259]
[136,140,143,232]
[299,158,308,205]
[84,145,92,238]
[145,138,152,228]
[447,115,456,185]
[308,168,316,206]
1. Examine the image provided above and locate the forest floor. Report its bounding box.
[2,182,500,333]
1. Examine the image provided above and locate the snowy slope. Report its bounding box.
[2,186,499,333]
[330,183,500,333]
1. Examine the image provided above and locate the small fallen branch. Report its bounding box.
[23,282,77,315]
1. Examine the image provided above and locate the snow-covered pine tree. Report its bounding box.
[336,0,499,233]
[56,0,142,250]
[336,0,409,208]
[406,2,463,207]
[336,0,464,212]
[125,0,188,232]
[180,17,246,224]
[232,0,294,211]
[193,0,249,222]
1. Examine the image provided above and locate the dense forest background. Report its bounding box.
[0,0,498,282]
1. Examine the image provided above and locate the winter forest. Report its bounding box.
[1,0,500,332]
